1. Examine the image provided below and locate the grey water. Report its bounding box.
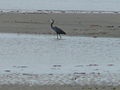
[0,33,120,66]
[0,0,120,11]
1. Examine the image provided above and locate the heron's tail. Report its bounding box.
[61,31,66,34]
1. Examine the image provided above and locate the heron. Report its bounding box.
[50,19,66,39]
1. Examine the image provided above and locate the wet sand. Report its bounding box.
[0,12,120,90]
[0,84,120,90]
[0,12,120,37]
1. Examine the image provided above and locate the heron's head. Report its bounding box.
[50,19,54,23]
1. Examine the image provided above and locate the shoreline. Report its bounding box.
[0,9,120,14]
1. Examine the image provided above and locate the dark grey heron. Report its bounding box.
[50,19,66,39]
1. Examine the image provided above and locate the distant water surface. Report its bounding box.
[0,0,120,11]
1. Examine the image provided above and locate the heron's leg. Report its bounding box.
[59,34,61,39]
[57,34,58,39]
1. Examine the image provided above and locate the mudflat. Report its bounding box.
[0,84,120,90]
[0,12,120,37]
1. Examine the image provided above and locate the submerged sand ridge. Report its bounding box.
[0,12,120,37]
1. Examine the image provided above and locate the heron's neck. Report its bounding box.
[51,21,54,28]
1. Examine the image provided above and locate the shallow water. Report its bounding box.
[0,33,120,85]
[0,33,119,65]
[0,33,120,74]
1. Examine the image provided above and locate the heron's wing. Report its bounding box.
[54,26,66,34]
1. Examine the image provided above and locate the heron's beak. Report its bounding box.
[50,19,53,23]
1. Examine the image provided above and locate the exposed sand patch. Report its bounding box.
[0,12,120,37]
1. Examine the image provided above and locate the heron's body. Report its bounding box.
[50,19,66,39]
